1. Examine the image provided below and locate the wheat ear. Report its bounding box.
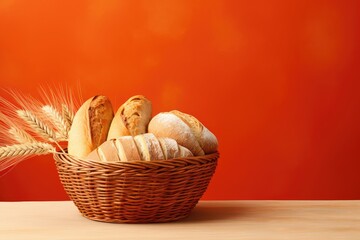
[62,104,73,130]
[42,105,68,138]
[0,142,55,160]
[8,127,36,144]
[17,110,57,141]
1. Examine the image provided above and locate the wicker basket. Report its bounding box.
[53,152,219,223]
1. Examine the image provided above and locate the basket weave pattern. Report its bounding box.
[54,152,219,223]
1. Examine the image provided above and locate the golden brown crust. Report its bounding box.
[68,95,114,159]
[89,96,114,146]
[107,95,152,140]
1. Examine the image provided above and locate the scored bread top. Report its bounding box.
[170,110,218,154]
[68,95,114,158]
[107,95,152,140]
[89,96,114,147]
[170,110,203,140]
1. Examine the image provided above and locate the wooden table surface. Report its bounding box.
[0,201,359,240]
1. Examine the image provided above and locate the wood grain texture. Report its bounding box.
[0,201,359,240]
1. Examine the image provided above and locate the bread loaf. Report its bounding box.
[134,133,164,161]
[68,95,114,158]
[148,110,218,155]
[107,95,152,140]
[85,133,193,162]
[170,110,218,154]
[86,139,120,162]
[158,137,193,159]
[115,136,141,161]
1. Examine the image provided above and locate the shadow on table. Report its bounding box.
[180,204,245,223]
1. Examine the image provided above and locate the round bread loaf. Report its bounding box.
[148,110,218,156]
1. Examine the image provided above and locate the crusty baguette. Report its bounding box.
[85,134,192,162]
[97,139,120,162]
[85,139,120,162]
[107,95,152,140]
[148,112,205,156]
[170,110,218,154]
[158,137,193,159]
[68,95,114,158]
[134,133,164,161]
[158,137,180,159]
[115,136,141,161]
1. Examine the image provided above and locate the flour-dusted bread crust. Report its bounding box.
[144,133,165,161]
[107,95,152,140]
[158,137,181,159]
[158,137,193,159]
[148,112,205,156]
[178,145,194,158]
[134,133,164,161]
[170,110,218,154]
[68,96,114,158]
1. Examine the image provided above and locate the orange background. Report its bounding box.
[0,0,360,200]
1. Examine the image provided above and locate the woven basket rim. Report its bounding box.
[54,151,219,169]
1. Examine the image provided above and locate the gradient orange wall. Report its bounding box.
[0,0,360,200]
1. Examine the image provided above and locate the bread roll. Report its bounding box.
[85,134,193,162]
[170,110,218,154]
[107,95,152,140]
[148,112,204,156]
[68,95,114,158]
[148,111,218,155]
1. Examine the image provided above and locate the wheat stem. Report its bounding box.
[0,142,55,160]
[8,127,36,144]
[17,110,57,141]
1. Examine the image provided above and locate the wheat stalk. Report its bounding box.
[42,105,68,138]
[62,104,73,130]
[8,127,36,144]
[17,110,57,141]
[0,142,55,160]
